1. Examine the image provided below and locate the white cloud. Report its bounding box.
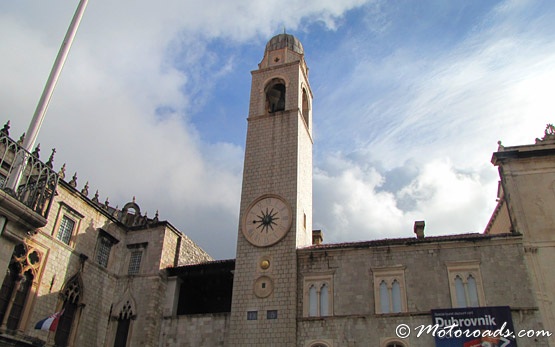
[314,155,497,243]
[2,0,554,259]
[311,1,555,244]
[0,0,373,258]
[314,155,404,241]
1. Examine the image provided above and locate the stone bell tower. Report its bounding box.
[228,34,313,346]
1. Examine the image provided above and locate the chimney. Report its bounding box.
[414,221,425,239]
[312,230,323,245]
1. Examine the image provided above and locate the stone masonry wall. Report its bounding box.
[159,313,229,347]
[297,236,548,347]
[1,180,212,346]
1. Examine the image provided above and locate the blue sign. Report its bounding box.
[431,306,517,346]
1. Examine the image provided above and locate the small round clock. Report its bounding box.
[242,194,293,247]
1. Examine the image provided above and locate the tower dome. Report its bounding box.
[265,33,304,55]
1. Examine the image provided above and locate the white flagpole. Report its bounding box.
[6,0,89,191]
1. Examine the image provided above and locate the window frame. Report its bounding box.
[54,274,83,347]
[95,229,119,269]
[112,300,134,347]
[303,273,334,318]
[52,202,83,247]
[0,243,45,332]
[56,215,76,245]
[446,261,486,308]
[126,243,147,276]
[372,265,408,314]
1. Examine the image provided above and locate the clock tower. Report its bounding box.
[229,34,313,346]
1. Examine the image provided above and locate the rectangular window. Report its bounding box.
[96,236,113,268]
[53,203,83,246]
[303,274,334,317]
[56,216,75,245]
[247,311,258,320]
[373,266,407,314]
[446,261,485,308]
[267,310,278,320]
[128,250,142,275]
[95,230,119,269]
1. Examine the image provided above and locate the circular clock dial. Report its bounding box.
[242,194,292,247]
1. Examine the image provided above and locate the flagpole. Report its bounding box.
[6,0,89,191]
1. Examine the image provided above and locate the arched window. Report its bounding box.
[6,269,33,330]
[446,261,485,308]
[0,243,41,331]
[467,275,479,307]
[265,78,286,113]
[386,342,406,347]
[308,285,317,317]
[320,283,329,316]
[302,88,310,126]
[304,275,333,317]
[55,275,82,346]
[0,262,19,325]
[391,280,401,313]
[453,273,480,308]
[113,301,134,347]
[373,266,407,314]
[379,280,389,313]
[454,275,466,307]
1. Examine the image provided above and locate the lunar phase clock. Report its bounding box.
[242,194,292,247]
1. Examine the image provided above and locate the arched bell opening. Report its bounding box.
[265,78,286,113]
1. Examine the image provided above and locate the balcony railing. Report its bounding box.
[0,133,59,219]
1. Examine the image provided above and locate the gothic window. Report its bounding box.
[0,263,18,325]
[446,261,485,308]
[373,266,407,314]
[303,274,333,317]
[55,275,82,347]
[378,279,403,313]
[302,87,310,127]
[113,301,134,347]
[57,215,75,245]
[0,244,41,331]
[265,78,286,113]
[308,285,317,316]
[6,270,33,330]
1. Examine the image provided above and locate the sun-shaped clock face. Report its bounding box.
[242,194,292,247]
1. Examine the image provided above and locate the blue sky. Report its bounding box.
[2,1,555,259]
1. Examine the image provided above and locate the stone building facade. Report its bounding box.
[0,125,211,347]
[0,33,554,347]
